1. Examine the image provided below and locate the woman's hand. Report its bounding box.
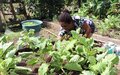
[82,22,92,38]
[57,34,70,40]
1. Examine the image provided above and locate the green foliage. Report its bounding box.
[0,29,119,74]
[73,5,88,17]
[64,62,82,71]
[107,2,120,15]
[24,0,64,19]
[38,63,49,75]
[15,66,32,74]
[97,15,120,35]
[74,0,120,19]
[0,58,14,75]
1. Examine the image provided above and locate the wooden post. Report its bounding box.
[0,4,2,23]
[0,11,2,25]
[78,0,81,8]
[10,1,16,20]
[0,10,5,33]
[21,2,27,19]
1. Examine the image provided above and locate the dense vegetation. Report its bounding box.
[0,1,120,74]
[72,0,120,39]
[0,29,119,75]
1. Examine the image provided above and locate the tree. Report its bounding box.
[24,0,64,19]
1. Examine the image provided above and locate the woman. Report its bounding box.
[58,9,95,39]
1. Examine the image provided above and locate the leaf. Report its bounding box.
[9,71,18,75]
[94,47,105,52]
[81,46,96,56]
[87,38,94,47]
[90,62,106,73]
[88,56,96,65]
[76,28,81,34]
[75,45,83,53]
[27,58,38,65]
[0,36,7,43]
[101,62,117,75]
[109,67,117,75]
[0,49,3,58]
[69,55,80,62]
[96,51,108,61]
[2,42,13,57]
[0,64,7,75]
[14,57,22,63]
[3,58,13,68]
[0,63,4,72]
[2,42,13,54]
[64,62,82,71]
[102,54,119,65]
[5,49,16,58]
[81,70,95,75]
[16,39,24,50]
[38,63,49,75]
[39,39,48,50]
[71,30,79,39]
[15,66,32,74]
[101,65,110,75]
[55,40,62,50]
[65,40,77,51]
[0,58,15,75]
[79,37,87,46]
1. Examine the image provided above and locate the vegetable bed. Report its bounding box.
[0,29,119,75]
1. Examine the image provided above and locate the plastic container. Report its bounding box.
[114,46,120,56]
[103,42,120,56]
[21,20,43,32]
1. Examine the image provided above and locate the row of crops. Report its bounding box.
[0,29,119,75]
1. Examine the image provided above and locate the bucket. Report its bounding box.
[21,20,43,32]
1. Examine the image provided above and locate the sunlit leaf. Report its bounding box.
[64,62,82,71]
[38,63,49,75]
[81,70,95,75]
[5,49,16,58]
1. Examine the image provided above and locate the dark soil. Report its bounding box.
[16,60,27,66]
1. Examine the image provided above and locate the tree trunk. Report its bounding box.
[0,11,5,33]
[78,0,81,8]
[0,11,2,25]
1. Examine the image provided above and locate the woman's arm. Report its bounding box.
[82,22,92,38]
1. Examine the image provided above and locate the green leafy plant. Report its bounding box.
[37,29,119,75]
[97,15,120,35]
[0,29,119,75]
